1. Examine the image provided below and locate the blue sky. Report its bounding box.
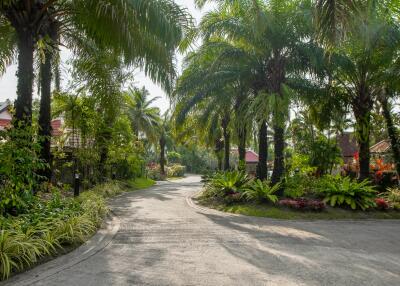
[0,0,212,112]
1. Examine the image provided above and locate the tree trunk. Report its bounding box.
[15,31,35,126]
[352,87,373,181]
[267,54,286,189]
[38,49,53,181]
[222,114,230,171]
[380,95,400,178]
[160,137,166,176]
[256,121,268,180]
[238,126,247,171]
[271,125,285,191]
[215,138,224,171]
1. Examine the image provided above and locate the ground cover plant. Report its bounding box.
[0,178,154,280]
[198,170,400,219]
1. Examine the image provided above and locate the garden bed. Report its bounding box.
[0,178,154,281]
[197,198,400,220]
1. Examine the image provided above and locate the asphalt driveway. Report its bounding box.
[7,175,400,286]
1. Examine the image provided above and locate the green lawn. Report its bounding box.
[197,200,400,220]
[128,177,156,190]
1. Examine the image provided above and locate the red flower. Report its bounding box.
[375,198,389,210]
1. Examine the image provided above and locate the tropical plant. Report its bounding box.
[241,180,280,203]
[278,198,326,211]
[0,0,192,126]
[383,187,400,210]
[203,171,250,200]
[125,87,161,139]
[0,126,46,215]
[318,176,377,210]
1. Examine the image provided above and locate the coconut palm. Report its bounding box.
[125,87,161,140]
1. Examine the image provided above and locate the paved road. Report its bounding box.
[9,175,400,285]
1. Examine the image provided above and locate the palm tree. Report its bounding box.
[0,0,192,126]
[125,87,161,140]
[195,0,314,193]
[313,1,400,180]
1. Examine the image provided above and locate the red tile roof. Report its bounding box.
[0,119,11,129]
[245,150,259,163]
[51,119,63,136]
[370,140,391,154]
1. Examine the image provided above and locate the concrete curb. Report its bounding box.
[3,212,121,286]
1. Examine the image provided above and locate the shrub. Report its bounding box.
[278,198,326,211]
[201,171,250,201]
[241,180,280,203]
[284,173,318,198]
[167,164,186,177]
[383,187,400,210]
[375,198,389,210]
[317,176,377,210]
[146,163,165,180]
[167,152,182,164]
[0,188,109,280]
[0,127,47,215]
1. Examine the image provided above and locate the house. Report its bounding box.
[0,100,76,147]
[0,100,12,131]
[231,148,261,175]
[244,150,259,174]
[337,132,358,164]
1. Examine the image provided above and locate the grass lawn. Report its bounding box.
[197,199,400,220]
[128,177,156,190]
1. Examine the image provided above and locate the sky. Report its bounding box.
[0,0,212,113]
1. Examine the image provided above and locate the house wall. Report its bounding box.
[0,109,12,120]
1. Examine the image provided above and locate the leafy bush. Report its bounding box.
[0,189,108,280]
[317,176,377,210]
[201,171,250,202]
[383,187,400,210]
[146,163,165,180]
[167,151,181,164]
[284,173,318,198]
[167,164,186,177]
[278,198,326,211]
[241,180,280,203]
[0,127,47,215]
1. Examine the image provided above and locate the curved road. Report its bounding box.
[8,175,400,285]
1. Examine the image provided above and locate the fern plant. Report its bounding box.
[318,176,377,210]
[242,180,280,203]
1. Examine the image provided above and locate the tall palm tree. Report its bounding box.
[0,0,192,124]
[125,87,161,140]
[196,0,313,192]
[314,0,400,180]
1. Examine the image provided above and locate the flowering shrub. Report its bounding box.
[279,198,326,211]
[375,198,389,210]
[146,163,165,180]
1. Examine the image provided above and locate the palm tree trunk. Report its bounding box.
[15,31,35,126]
[38,49,53,181]
[256,121,268,180]
[160,137,166,175]
[222,114,230,171]
[267,54,286,189]
[238,126,247,171]
[215,138,224,171]
[380,96,400,178]
[271,125,285,189]
[353,88,373,181]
